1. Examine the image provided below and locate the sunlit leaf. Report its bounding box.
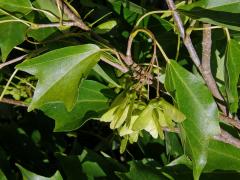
[40,80,112,132]
[165,60,220,179]
[94,20,117,34]
[93,64,121,87]
[158,98,186,123]
[180,0,240,13]
[0,22,27,61]
[204,140,240,171]
[16,164,62,180]
[16,44,101,111]
[225,39,240,112]
[179,1,240,31]
[0,0,32,15]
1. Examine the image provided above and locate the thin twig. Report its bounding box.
[214,130,240,148]
[201,23,226,114]
[31,21,77,29]
[219,114,240,130]
[0,69,18,100]
[165,0,226,109]
[55,0,90,31]
[168,126,240,149]
[101,56,129,73]
[0,98,28,107]
[49,0,240,149]
[0,55,27,69]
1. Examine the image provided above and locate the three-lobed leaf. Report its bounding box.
[40,80,112,132]
[165,60,220,180]
[16,44,101,112]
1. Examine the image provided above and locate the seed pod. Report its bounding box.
[119,114,139,136]
[110,103,130,129]
[154,108,168,127]
[132,104,154,131]
[129,132,139,143]
[158,98,186,123]
[100,105,119,122]
[111,91,128,108]
[144,117,158,139]
[120,136,128,154]
[152,109,164,139]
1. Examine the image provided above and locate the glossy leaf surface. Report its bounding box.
[0,0,32,15]
[116,161,168,180]
[204,140,240,171]
[16,44,101,111]
[40,80,112,132]
[180,0,240,13]
[165,60,220,179]
[0,22,27,61]
[225,39,240,112]
[179,0,240,31]
[16,164,62,180]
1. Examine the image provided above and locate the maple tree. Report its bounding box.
[0,0,240,179]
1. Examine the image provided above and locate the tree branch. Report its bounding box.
[201,23,226,114]
[165,0,200,67]
[55,0,90,31]
[0,55,27,69]
[31,21,78,29]
[2,96,240,148]
[165,0,226,110]
[219,114,240,130]
[0,98,28,107]
[165,0,240,149]
[100,56,129,73]
[41,0,240,149]
[54,0,155,84]
[214,130,240,148]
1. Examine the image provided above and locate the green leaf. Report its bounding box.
[165,60,220,180]
[158,98,186,123]
[179,1,240,31]
[100,105,119,123]
[107,0,172,30]
[204,140,240,172]
[34,0,68,22]
[180,0,240,13]
[0,170,7,180]
[94,20,117,34]
[225,39,240,112]
[16,44,101,112]
[57,149,126,179]
[40,80,112,132]
[165,132,183,157]
[27,27,58,41]
[0,22,27,61]
[167,155,193,169]
[82,161,106,178]
[116,161,168,180]
[0,0,32,15]
[179,8,240,31]
[132,104,154,131]
[120,136,128,154]
[16,164,62,180]
[93,64,120,87]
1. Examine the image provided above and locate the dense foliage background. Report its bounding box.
[0,0,240,179]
